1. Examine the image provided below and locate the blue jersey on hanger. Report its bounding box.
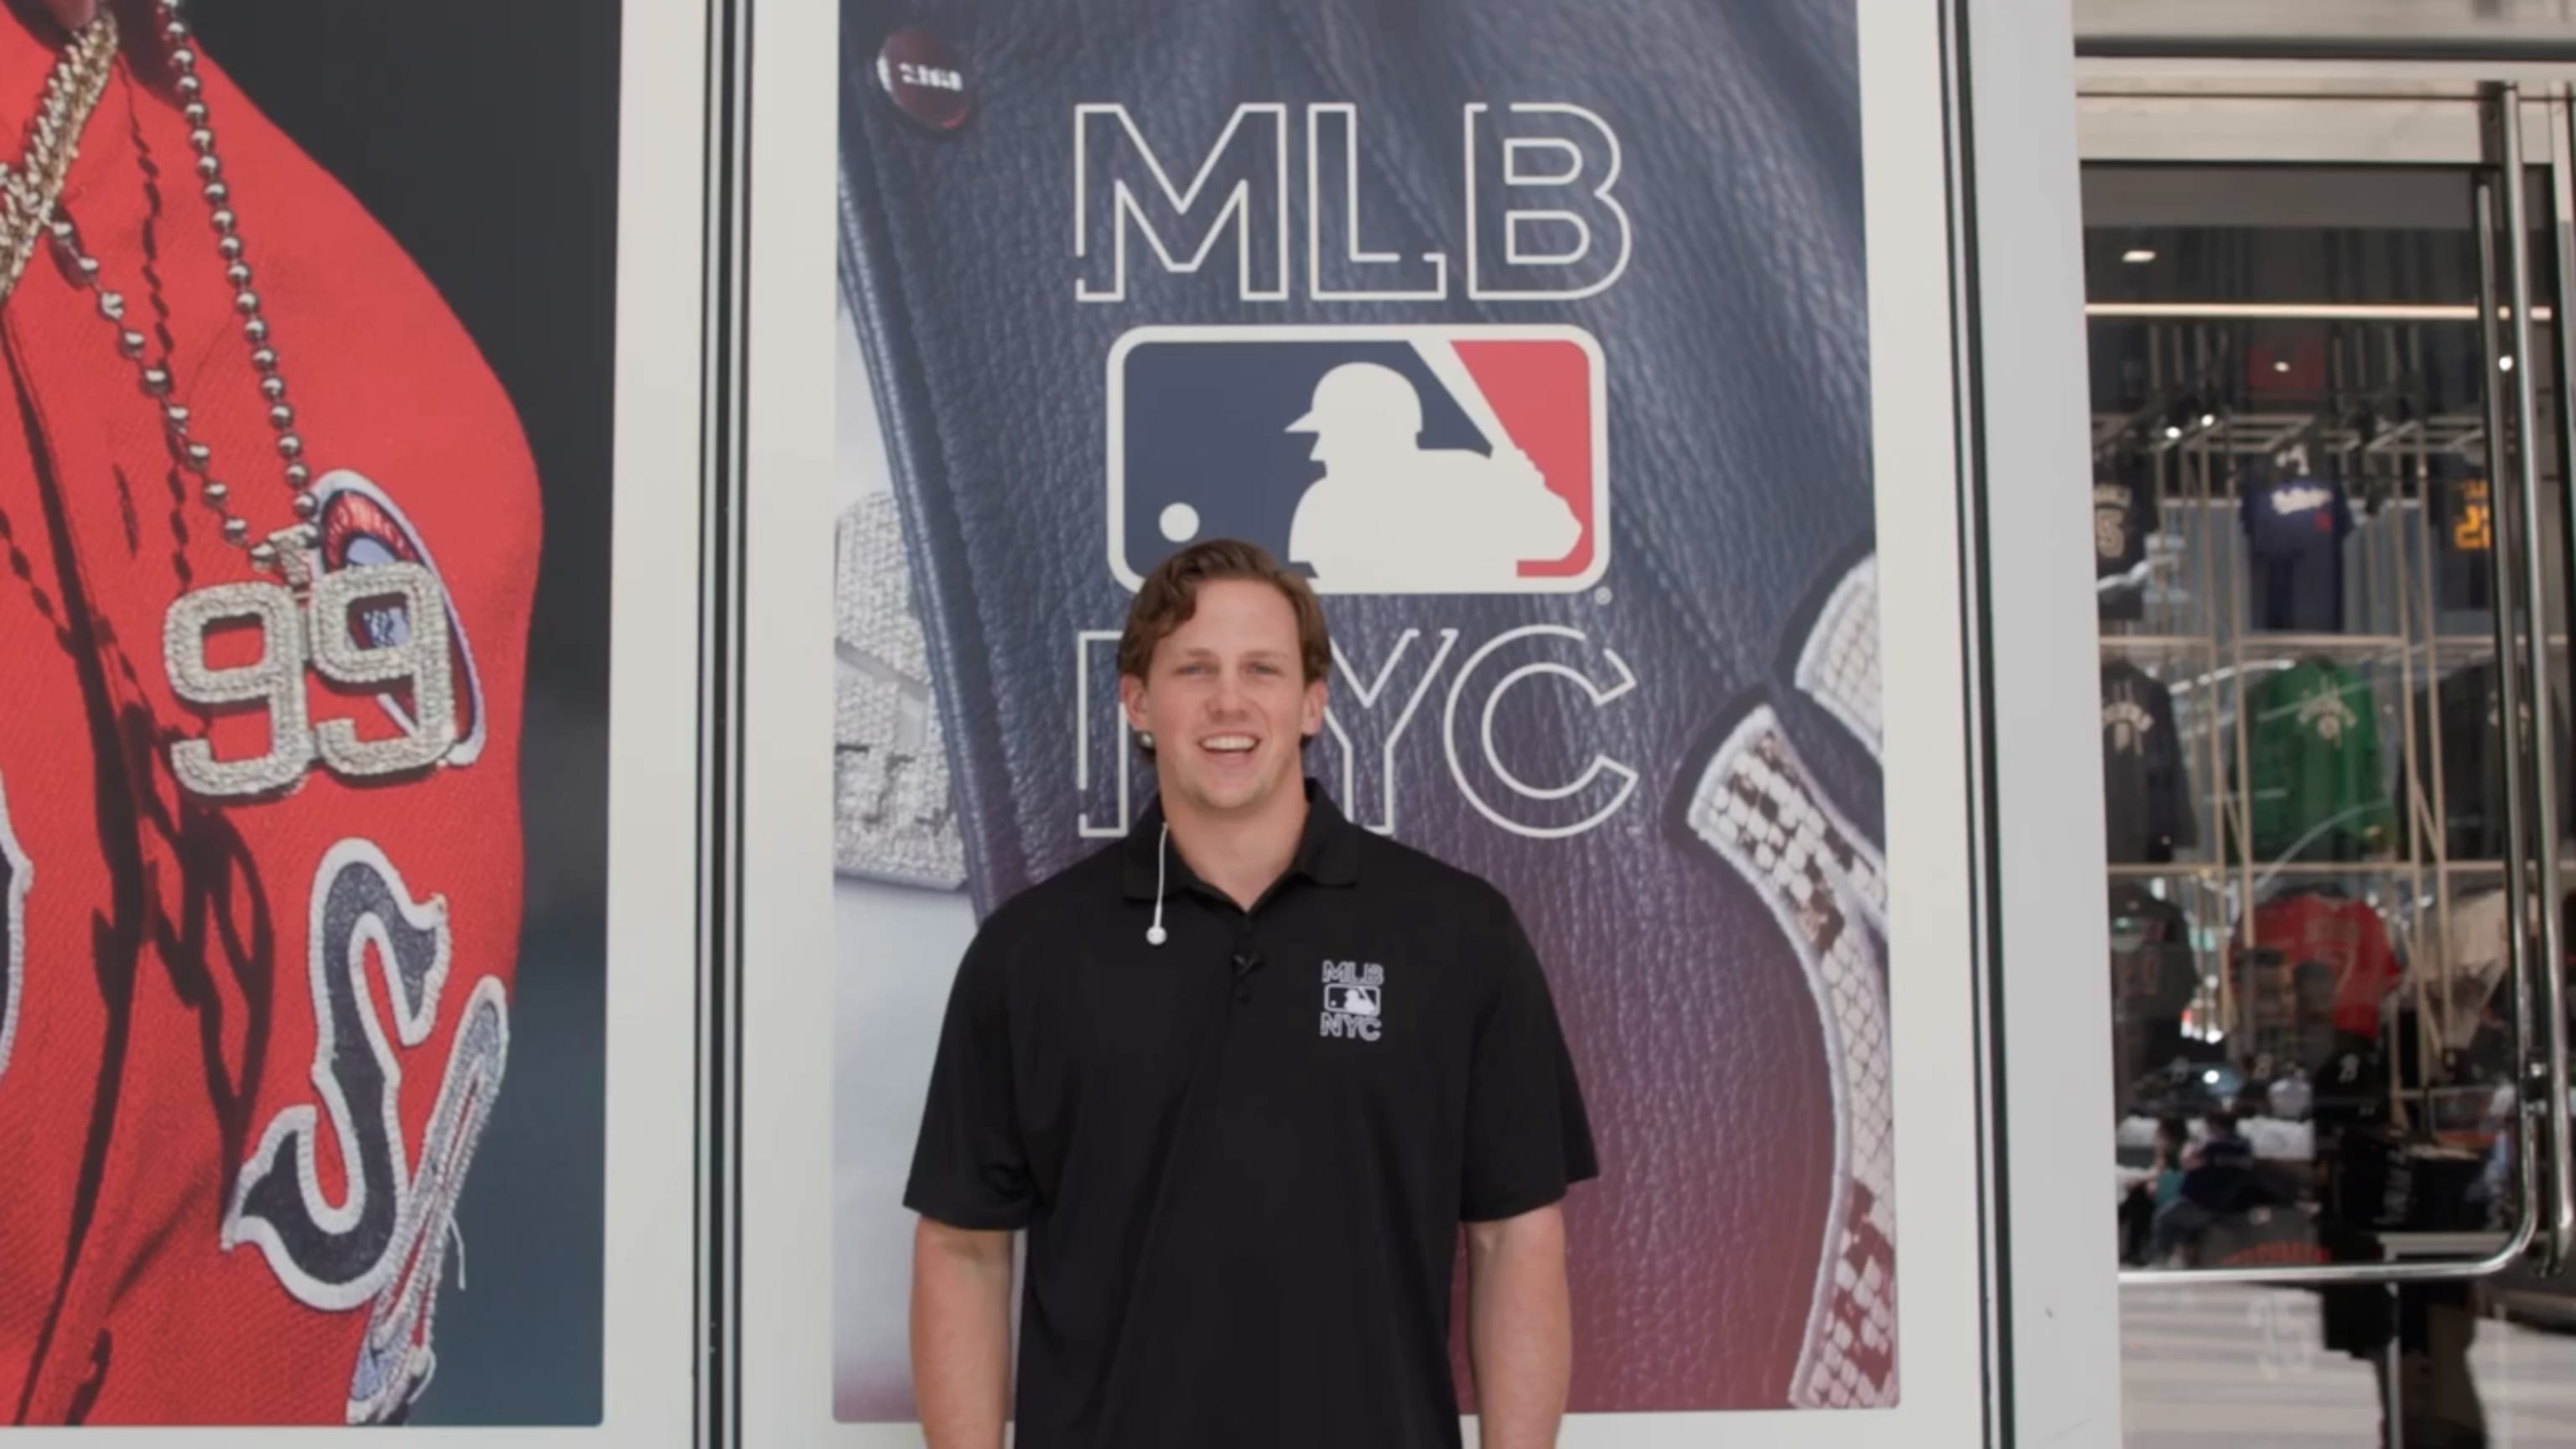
[2242,463,2353,633]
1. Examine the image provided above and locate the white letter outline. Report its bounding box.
[1076,103,1289,304]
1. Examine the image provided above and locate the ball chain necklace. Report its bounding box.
[5,0,319,579]
[2,0,464,804]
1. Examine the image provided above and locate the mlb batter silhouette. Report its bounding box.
[1285,362,1579,590]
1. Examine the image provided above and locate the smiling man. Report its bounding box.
[902,538,1597,1449]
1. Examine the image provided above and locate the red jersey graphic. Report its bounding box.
[0,6,534,1426]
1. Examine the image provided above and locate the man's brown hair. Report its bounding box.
[1117,538,1332,685]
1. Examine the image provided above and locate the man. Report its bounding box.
[904,538,1597,1449]
[0,0,535,1423]
[1283,361,1580,592]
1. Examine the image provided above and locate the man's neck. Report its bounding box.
[1162,780,1307,911]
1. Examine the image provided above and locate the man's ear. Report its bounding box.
[1301,676,1327,739]
[1119,673,1150,736]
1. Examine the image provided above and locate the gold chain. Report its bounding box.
[0,10,118,304]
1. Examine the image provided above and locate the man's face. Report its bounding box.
[1121,579,1326,820]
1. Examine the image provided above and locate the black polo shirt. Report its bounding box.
[903,782,1597,1449]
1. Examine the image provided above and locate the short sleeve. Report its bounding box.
[901,928,1036,1230]
[1461,903,1600,1223]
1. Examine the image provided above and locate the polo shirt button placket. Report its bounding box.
[1232,922,1260,1005]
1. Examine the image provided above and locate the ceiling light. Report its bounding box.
[2122,248,2156,264]
[2501,356,2517,372]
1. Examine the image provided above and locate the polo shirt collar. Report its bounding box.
[1120,778,1361,901]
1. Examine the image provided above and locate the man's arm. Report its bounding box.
[1465,1202,1572,1449]
[910,1218,1015,1449]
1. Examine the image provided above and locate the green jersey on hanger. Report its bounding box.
[2241,657,2395,863]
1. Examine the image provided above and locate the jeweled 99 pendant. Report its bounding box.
[162,562,461,799]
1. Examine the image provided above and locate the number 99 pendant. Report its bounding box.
[164,562,460,798]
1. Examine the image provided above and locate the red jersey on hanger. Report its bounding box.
[0,7,535,1426]
[2247,891,2400,1040]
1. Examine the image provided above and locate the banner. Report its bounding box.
[831,0,1892,1418]
[0,0,619,1426]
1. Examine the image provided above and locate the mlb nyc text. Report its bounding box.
[1072,102,1640,844]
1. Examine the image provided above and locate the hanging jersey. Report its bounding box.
[2241,465,2352,634]
[2106,885,2198,1105]
[2241,657,2393,864]
[2433,465,2494,615]
[2094,455,2158,622]
[2100,660,2194,863]
[2404,659,2573,864]
[2235,891,2400,1064]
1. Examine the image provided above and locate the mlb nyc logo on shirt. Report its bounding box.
[1107,326,1609,595]
[1321,959,1387,1041]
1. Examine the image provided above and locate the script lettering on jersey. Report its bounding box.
[1074,102,1631,303]
[2102,699,2154,755]
[2092,483,2132,560]
[221,839,510,1423]
[2269,484,2335,515]
[1076,624,1638,842]
[2295,686,2357,740]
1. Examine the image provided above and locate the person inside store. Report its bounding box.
[2119,1117,2191,1266]
[2147,1109,2268,1265]
[900,538,1598,1449]
[2310,1006,2491,1447]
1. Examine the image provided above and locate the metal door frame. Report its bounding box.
[2074,76,2576,1293]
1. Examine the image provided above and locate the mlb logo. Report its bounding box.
[1108,325,1608,595]
[1323,984,1381,1017]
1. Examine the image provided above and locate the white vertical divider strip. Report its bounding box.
[738,0,841,1442]
[1961,0,2127,1443]
[602,0,716,1441]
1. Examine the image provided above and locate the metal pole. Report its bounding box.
[2502,84,2576,1275]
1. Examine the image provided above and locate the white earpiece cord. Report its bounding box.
[1146,821,1171,946]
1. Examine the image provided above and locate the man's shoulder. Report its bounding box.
[978,839,1129,942]
[1351,828,1512,916]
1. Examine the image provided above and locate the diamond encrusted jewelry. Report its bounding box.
[0,7,113,300]
[7,3,466,802]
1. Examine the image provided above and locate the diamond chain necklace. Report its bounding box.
[0,7,112,298]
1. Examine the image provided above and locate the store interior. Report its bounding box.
[2083,143,2576,1443]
